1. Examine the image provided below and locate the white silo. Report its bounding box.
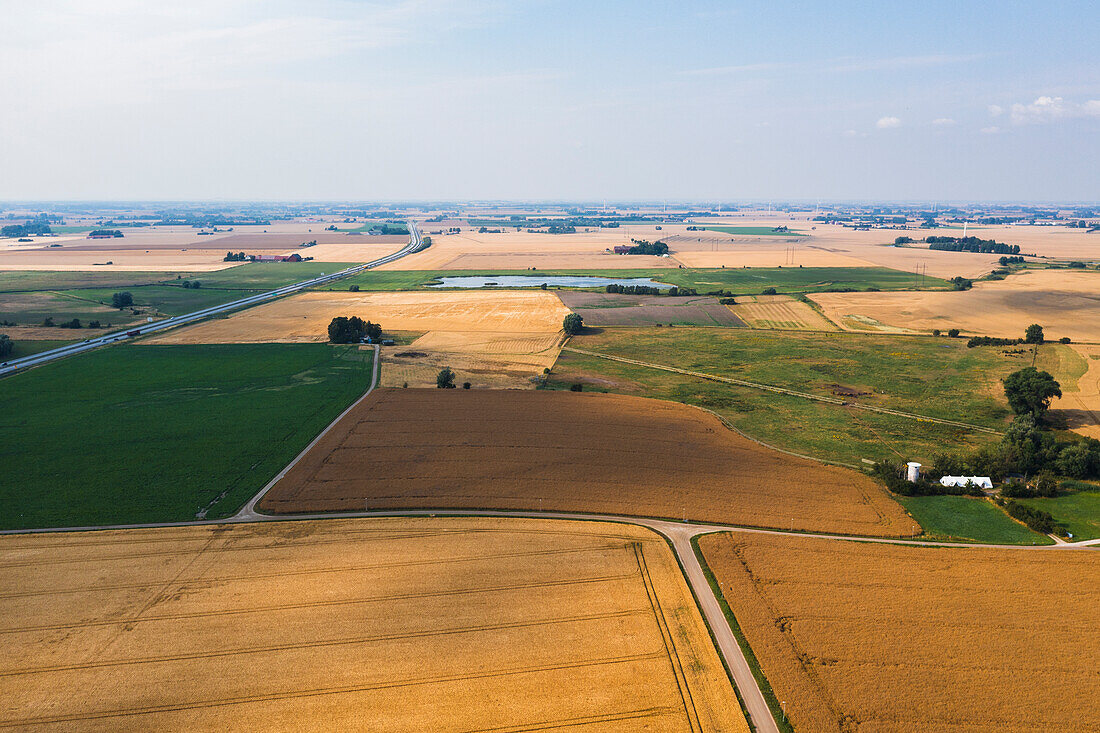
[906,462,921,483]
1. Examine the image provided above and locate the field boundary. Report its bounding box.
[562,347,1003,435]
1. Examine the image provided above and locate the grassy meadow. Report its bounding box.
[897,495,1051,544]
[0,343,374,529]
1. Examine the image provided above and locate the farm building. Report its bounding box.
[613,245,632,254]
[939,476,993,490]
[250,253,302,263]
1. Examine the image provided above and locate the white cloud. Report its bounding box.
[876,116,902,129]
[980,126,1000,134]
[988,105,1004,117]
[932,118,956,126]
[1008,96,1100,124]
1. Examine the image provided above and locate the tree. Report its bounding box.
[0,334,12,359]
[327,317,354,343]
[111,291,134,309]
[462,382,471,389]
[1003,367,1061,419]
[948,328,960,338]
[436,367,456,389]
[562,313,583,335]
[1024,323,1044,344]
[762,287,778,295]
[1056,441,1100,479]
[1001,413,1057,474]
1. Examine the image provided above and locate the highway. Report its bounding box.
[0,221,425,377]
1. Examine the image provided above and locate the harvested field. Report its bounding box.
[150,290,570,389]
[0,517,745,732]
[697,532,1100,733]
[811,269,1100,341]
[259,389,919,537]
[727,295,837,331]
[375,227,686,271]
[1052,344,1100,439]
[557,291,746,327]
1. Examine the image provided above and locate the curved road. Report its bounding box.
[0,221,425,376]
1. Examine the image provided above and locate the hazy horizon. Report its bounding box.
[3,1,1098,201]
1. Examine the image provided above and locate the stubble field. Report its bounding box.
[259,388,918,537]
[726,295,838,331]
[810,269,1100,342]
[697,532,1100,733]
[0,517,746,732]
[148,289,570,388]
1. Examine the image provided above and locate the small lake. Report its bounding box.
[428,275,674,289]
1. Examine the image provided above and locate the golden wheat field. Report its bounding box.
[697,532,1100,733]
[0,517,746,732]
[727,295,838,331]
[1051,344,1100,439]
[810,269,1100,341]
[149,289,570,387]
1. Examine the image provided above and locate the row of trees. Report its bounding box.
[925,236,1021,254]
[224,251,249,261]
[967,324,1058,348]
[602,284,698,296]
[0,334,12,358]
[327,316,382,344]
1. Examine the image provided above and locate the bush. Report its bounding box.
[111,291,134,309]
[996,497,1056,534]
[1059,336,1071,344]
[762,287,777,295]
[436,367,456,389]
[569,383,583,392]
[349,285,360,292]
[948,328,960,338]
[0,334,12,358]
[462,382,471,389]
[932,329,941,337]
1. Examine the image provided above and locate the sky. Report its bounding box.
[1,0,1098,202]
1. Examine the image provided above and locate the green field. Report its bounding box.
[193,261,358,289]
[703,226,809,237]
[1016,487,1100,540]
[0,270,202,293]
[326,266,947,293]
[0,291,132,326]
[65,285,246,316]
[897,495,1052,544]
[0,343,374,529]
[3,338,74,360]
[545,328,1031,465]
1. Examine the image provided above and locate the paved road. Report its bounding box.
[0,221,425,376]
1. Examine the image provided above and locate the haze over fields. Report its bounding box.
[2,0,1099,201]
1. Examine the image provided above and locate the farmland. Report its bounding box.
[697,532,1100,732]
[810,268,1100,342]
[1015,484,1100,540]
[0,343,374,529]
[328,266,947,294]
[547,327,1026,465]
[259,388,918,537]
[896,495,1050,544]
[726,295,838,331]
[703,226,809,237]
[149,289,569,388]
[557,291,746,327]
[0,517,746,732]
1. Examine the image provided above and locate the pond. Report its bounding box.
[428,275,674,289]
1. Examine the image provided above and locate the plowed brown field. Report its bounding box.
[259,389,918,537]
[697,532,1100,733]
[0,517,746,732]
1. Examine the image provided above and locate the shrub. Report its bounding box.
[349,285,360,292]
[111,292,134,309]
[948,328,960,338]
[1060,336,1071,344]
[462,382,471,389]
[436,367,456,389]
[569,383,583,392]
[762,287,777,295]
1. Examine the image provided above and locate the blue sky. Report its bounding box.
[1,0,1097,201]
